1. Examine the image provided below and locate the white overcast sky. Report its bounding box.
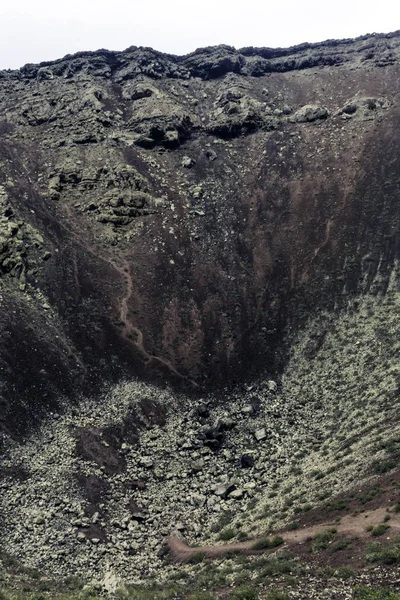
[1,0,399,70]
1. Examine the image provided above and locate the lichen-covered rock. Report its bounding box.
[182,45,245,79]
[48,160,155,226]
[0,186,47,285]
[97,191,156,225]
[207,92,278,137]
[122,83,157,101]
[337,96,391,119]
[290,104,329,123]
[130,113,193,148]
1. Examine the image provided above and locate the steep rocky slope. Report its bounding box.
[1,31,400,441]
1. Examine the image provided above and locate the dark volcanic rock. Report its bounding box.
[74,427,126,475]
[182,45,245,79]
[240,454,255,468]
[127,498,146,522]
[75,472,109,506]
[0,31,400,439]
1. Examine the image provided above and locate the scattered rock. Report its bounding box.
[290,105,329,123]
[130,114,193,148]
[128,480,146,490]
[229,489,244,499]
[254,428,267,442]
[337,96,390,119]
[191,459,204,472]
[128,499,146,522]
[212,483,236,499]
[214,417,236,430]
[240,453,255,468]
[181,156,195,168]
[194,403,209,418]
[198,425,224,449]
[207,94,278,137]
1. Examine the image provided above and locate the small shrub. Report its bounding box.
[219,528,236,541]
[57,576,84,593]
[122,585,180,600]
[169,572,187,582]
[186,593,217,600]
[228,585,258,600]
[379,436,400,461]
[311,528,337,552]
[252,536,284,551]
[259,557,302,578]
[211,510,234,533]
[372,459,397,474]
[289,466,302,475]
[330,539,353,553]
[327,498,348,511]
[310,469,320,478]
[384,514,392,523]
[188,552,206,564]
[333,565,355,579]
[263,590,289,600]
[359,485,384,505]
[226,550,243,559]
[262,503,272,517]
[371,524,390,537]
[366,538,400,564]
[353,586,400,599]
[37,580,54,592]
[77,586,102,599]
[318,490,331,500]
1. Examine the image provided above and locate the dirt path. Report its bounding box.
[48,201,198,387]
[108,257,198,387]
[166,506,400,562]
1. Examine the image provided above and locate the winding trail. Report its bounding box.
[166,506,400,562]
[107,256,198,387]
[49,199,198,387]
